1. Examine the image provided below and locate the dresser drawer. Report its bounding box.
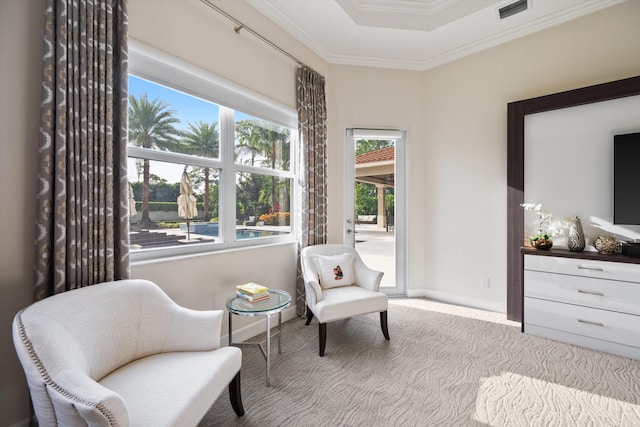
[525,297,640,348]
[524,270,640,315]
[525,254,640,284]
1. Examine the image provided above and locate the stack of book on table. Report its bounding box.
[236,282,270,303]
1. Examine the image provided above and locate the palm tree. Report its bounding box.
[182,121,219,221]
[128,93,180,229]
[235,120,290,214]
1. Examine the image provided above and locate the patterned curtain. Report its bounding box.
[34,0,129,302]
[295,66,328,317]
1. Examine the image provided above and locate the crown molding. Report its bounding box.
[249,0,626,71]
[412,0,627,71]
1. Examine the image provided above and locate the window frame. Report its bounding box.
[128,39,298,262]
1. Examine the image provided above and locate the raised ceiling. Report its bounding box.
[335,0,498,32]
[247,0,626,70]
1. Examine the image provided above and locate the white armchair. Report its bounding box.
[12,279,244,427]
[301,244,389,356]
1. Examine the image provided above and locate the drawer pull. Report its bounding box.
[577,266,604,272]
[578,319,605,327]
[577,289,605,296]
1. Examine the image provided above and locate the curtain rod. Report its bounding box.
[200,0,306,68]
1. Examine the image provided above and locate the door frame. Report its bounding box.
[344,128,407,297]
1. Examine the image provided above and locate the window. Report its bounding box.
[128,41,297,260]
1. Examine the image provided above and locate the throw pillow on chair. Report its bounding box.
[313,253,355,289]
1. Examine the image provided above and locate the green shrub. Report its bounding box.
[148,202,178,212]
[134,201,205,212]
[156,221,181,229]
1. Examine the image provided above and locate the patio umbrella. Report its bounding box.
[128,183,137,217]
[177,168,198,240]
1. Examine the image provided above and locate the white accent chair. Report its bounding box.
[12,279,244,427]
[301,244,389,356]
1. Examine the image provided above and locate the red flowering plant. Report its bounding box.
[258,212,290,226]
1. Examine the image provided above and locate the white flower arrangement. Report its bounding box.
[520,203,569,242]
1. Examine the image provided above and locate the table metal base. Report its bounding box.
[228,311,282,386]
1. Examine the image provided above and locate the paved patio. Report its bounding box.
[354,224,396,288]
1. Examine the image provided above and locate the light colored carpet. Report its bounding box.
[198,299,640,426]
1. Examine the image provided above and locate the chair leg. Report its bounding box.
[319,322,327,357]
[380,311,390,340]
[229,371,244,416]
[305,307,314,325]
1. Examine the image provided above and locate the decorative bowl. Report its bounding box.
[530,238,553,250]
[593,235,621,254]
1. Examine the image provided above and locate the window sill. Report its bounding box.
[130,240,296,267]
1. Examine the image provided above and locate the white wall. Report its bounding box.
[131,243,298,337]
[0,1,44,426]
[326,66,426,294]
[525,95,640,248]
[417,1,640,311]
[327,1,640,312]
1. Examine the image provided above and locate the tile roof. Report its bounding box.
[355,146,395,164]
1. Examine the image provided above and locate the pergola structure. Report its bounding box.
[355,146,395,229]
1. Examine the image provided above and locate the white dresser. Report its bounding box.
[524,250,640,359]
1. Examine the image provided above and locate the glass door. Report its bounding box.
[344,128,406,296]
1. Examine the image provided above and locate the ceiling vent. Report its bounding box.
[499,0,528,20]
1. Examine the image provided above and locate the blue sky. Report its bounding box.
[127,76,269,186]
[129,75,219,131]
[129,75,252,130]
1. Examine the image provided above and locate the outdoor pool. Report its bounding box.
[179,222,287,239]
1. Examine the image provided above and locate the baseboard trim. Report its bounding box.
[224,292,505,333]
[406,289,505,314]
[221,305,299,345]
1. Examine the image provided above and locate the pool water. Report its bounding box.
[235,229,287,239]
[179,222,287,239]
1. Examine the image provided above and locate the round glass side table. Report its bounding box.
[226,289,291,386]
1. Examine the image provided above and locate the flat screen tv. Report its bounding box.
[614,132,640,225]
